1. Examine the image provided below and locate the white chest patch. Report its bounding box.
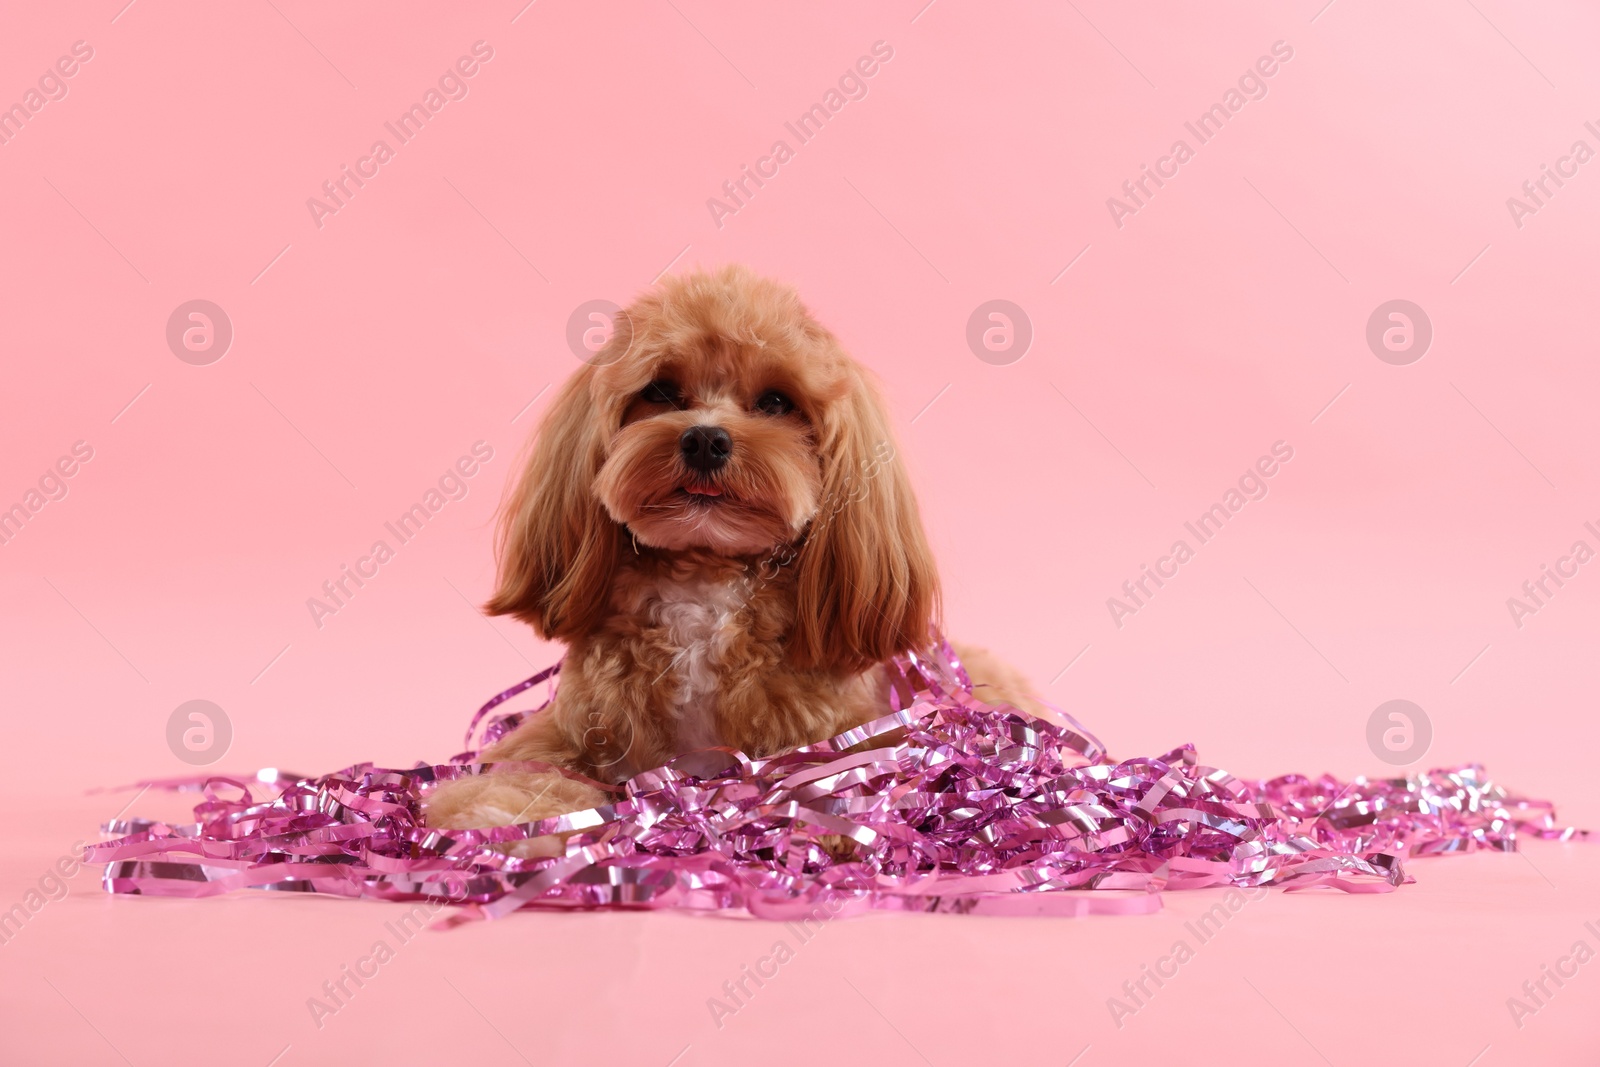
[647,577,742,750]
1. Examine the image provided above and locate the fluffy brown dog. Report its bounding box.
[425,266,1034,840]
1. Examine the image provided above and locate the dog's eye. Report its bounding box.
[755,390,794,416]
[639,380,682,406]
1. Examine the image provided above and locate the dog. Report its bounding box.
[424,265,1037,844]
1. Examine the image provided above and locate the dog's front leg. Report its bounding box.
[423,705,609,853]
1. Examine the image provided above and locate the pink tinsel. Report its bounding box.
[88,641,1582,920]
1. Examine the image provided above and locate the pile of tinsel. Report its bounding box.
[90,641,1581,920]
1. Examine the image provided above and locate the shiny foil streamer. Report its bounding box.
[89,641,1583,920]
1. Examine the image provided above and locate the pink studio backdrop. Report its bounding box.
[3,2,1598,1064]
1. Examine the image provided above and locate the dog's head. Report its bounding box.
[487,265,938,672]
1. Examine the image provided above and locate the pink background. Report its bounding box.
[3,1,1598,1062]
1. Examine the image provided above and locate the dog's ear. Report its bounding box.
[485,366,621,641]
[789,365,940,673]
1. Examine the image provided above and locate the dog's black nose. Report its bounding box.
[679,425,732,472]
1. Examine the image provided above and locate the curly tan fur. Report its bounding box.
[425,266,1033,835]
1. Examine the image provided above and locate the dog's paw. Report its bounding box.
[424,771,608,857]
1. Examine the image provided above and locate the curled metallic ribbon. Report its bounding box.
[88,639,1584,920]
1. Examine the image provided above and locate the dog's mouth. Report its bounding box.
[677,480,726,504]
[616,474,794,555]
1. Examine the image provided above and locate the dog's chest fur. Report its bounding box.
[640,573,745,748]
